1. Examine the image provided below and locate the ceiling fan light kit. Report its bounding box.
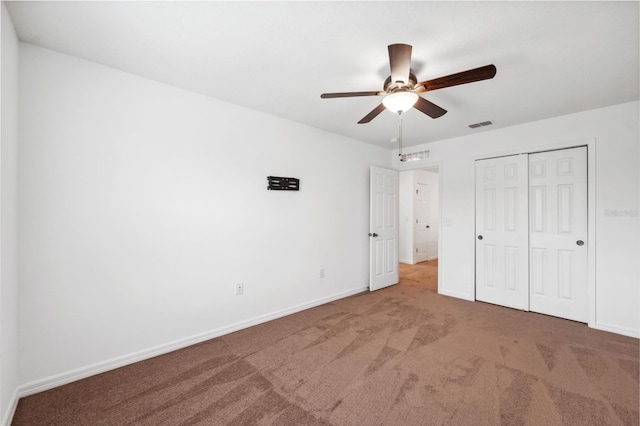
[382,92,419,114]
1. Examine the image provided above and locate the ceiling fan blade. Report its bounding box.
[416,64,497,93]
[413,97,447,119]
[321,91,382,99]
[358,103,387,124]
[388,44,412,85]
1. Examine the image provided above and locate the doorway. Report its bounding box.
[399,166,440,290]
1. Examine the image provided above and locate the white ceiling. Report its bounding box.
[6,1,639,149]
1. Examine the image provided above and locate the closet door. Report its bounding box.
[475,155,529,310]
[529,147,588,322]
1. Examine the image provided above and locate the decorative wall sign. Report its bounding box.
[267,176,300,191]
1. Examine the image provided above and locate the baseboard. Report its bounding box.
[440,289,474,301]
[16,286,368,399]
[400,258,438,265]
[593,321,640,339]
[1,388,19,426]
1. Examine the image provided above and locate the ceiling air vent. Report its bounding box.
[400,150,430,163]
[468,120,494,129]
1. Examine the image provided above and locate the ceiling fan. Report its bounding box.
[321,44,497,124]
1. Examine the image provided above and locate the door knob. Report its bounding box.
[369,233,378,237]
[478,235,483,240]
[426,225,430,228]
[576,240,584,246]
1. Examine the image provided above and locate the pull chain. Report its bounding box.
[398,112,404,161]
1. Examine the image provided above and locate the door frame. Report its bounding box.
[473,138,596,328]
[397,161,444,294]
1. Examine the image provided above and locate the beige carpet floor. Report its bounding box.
[13,260,639,425]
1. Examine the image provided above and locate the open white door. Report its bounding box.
[529,147,588,322]
[370,166,399,291]
[475,155,529,310]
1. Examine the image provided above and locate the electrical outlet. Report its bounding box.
[320,268,325,278]
[236,282,244,295]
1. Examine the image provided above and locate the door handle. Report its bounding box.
[576,240,584,246]
[477,235,483,240]
[369,233,378,237]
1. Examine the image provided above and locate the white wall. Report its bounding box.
[399,169,439,264]
[8,34,639,418]
[398,171,413,263]
[0,2,20,424]
[17,43,391,389]
[394,101,640,338]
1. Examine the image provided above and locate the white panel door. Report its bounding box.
[475,155,529,310]
[370,166,399,291]
[529,147,588,322]
[414,182,430,263]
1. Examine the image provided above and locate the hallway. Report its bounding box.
[399,259,438,292]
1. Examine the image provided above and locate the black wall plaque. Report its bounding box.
[267,176,300,191]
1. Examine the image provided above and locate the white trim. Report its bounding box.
[436,162,443,295]
[440,289,474,301]
[400,257,437,265]
[594,322,640,339]
[586,139,597,329]
[15,286,367,398]
[1,389,19,426]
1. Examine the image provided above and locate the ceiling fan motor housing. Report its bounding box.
[384,72,419,93]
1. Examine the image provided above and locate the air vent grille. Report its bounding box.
[468,120,494,129]
[400,150,430,163]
